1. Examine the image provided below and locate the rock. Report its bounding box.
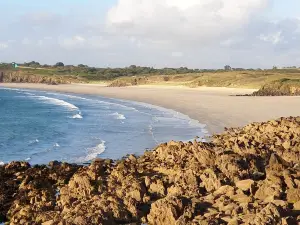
[147,197,189,225]
[1,116,300,224]
[293,201,300,210]
[148,179,166,198]
[42,220,55,225]
[200,169,222,192]
[254,178,283,201]
[246,203,282,225]
[235,179,255,192]
[287,188,300,204]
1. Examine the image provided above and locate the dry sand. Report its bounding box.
[2,83,300,134]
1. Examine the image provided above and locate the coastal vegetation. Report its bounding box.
[2,62,300,94]
[0,116,300,224]
[253,78,300,96]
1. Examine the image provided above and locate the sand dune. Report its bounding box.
[2,83,300,134]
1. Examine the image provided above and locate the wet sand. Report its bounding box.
[2,83,300,134]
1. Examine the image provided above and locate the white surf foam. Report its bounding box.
[71,113,83,119]
[111,112,126,120]
[29,139,39,145]
[0,161,4,166]
[24,92,36,96]
[47,92,88,100]
[149,125,159,144]
[31,95,79,111]
[117,99,208,130]
[54,143,60,147]
[75,141,106,163]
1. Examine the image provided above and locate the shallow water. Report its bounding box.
[0,87,208,164]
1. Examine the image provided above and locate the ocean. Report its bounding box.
[0,87,208,165]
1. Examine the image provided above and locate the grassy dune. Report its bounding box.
[109,70,300,89]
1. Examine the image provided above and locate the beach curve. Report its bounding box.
[1,83,300,134]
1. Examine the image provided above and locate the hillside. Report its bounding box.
[2,63,300,90]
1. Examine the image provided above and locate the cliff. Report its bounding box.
[1,71,83,85]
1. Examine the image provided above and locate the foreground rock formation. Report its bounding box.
[0,117,300,224]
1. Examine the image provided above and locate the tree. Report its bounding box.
[78,64,88,68]
[55,62,64,67]
[224,65,232,71]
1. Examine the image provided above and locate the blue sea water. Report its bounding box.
[0,87,208,165]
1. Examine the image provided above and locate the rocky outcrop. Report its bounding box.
[2,71,82,85]
[0,117,300,224]
[253,78,300,96]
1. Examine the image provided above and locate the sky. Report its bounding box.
[0,0,300,68]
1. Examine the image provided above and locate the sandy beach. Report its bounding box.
[2,83,300,134]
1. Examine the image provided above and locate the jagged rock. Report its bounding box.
[200,169,222,192]
[245,203,283,225]
[294,201,300,210]
[254,178,283,201]
[148,179,166,198]
[1,117,300,224]
[286,188,300,204]
[147,196,190,225]
[235,179,255,192]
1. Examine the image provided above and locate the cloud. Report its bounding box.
[171,52,183,58]
[1,1,300,68]
[106,0,269,46]
[59,35,111,50]
[259,31,283,45]
[0,42,8,50]
[21,12,62,26]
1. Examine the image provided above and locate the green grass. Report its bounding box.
[3,66,300,90]
[107,71,300,89]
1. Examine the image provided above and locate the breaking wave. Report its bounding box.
[74,141,106,163]
[30,95,79,111]
[71,113,83,119]
[111,112,126,120]
[29,139,39,145]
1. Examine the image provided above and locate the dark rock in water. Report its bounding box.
[1,117,300,224]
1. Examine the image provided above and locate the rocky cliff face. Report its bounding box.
[1,71,81,85]
[1,117,300,225]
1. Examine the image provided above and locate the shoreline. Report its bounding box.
[1,83,300,134]
[1,116,300,224]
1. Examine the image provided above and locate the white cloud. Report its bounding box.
[259,31,283,45]
[22,38,31,45]
[59,35,86,49]
[171,52,183,58]
[1,1,300,68]
[59,35,111,50]
[0,42,8,50]
[107,0,269,45]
